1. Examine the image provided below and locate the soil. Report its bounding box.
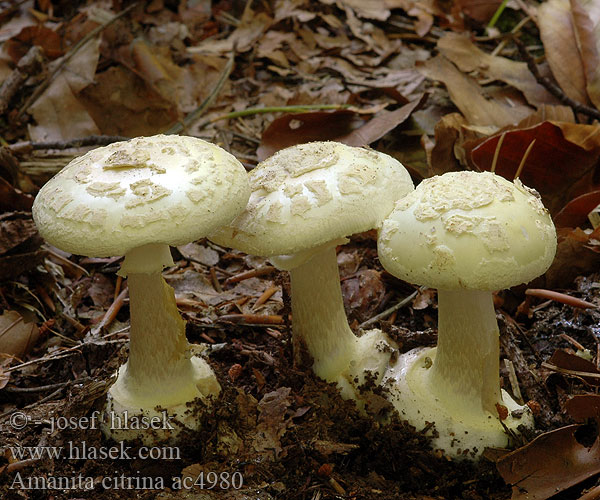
[1,236,599,500]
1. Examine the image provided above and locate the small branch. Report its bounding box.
[513,36,600,121]
[224,265,276,285]
[165,49,236,135]
[359,286,424,329]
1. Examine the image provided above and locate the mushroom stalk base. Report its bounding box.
[104,245,220,443]
[382,289,533,458]
[287,245,395,400]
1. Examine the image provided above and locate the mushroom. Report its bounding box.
[32,134,250,442]
[377,171,556,458]
[210,141,413,400]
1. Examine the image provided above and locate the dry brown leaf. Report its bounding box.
[252,387,292,459]
[340,95,427,147]
[545,227,600,287]
[565,394,600,421]
[0,215,40,255]
[429,112,467,175]
[28,38,101,142]
[548,349,600,385]
[418,55,531,128]
[497,423,600,500]
[341,269,386,321]
[79,65,177,136]
[538,0,590,105]
[319,0,439,35]
[188,6,272,55]
[0,310,40,360]
[177,242,220,267]
[0,177,34,212]
[554,190,600,227]
[571,0,600,108]
[438,33,556,107]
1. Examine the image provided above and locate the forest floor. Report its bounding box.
[0,1,600,499]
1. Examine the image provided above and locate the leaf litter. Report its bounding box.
[1,0,600,499]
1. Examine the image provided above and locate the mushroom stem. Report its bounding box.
[430,289,501,414]
[110,243,219,409]
[287,245,357,382]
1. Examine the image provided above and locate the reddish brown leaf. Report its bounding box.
[566,394,600,421]
[454,0,503,24]
[257,110,362,161]
[0,214,41,255]
[547,349,600,385]
[339,95,427,147]
[554,190,600,228]
[5,25,63,63]
[546,227,600,287]
[471,121,600,214]
[257,97,425,161]
[0,178,34,212]
[497,424,600,500]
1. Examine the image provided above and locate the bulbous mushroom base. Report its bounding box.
[101,356,220,445]
[382,347,534,459]
[336,329,398,408]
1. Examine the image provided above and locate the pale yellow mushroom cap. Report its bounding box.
[210,141,414,256]
[378,171,557,291]
[32,135,250,257]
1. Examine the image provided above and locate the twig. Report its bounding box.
[359,287,424,329]
[503,358,524,404]
[224,266,276,285]
[165,50,235,135]
[90,286,128,336]
[4,379,86,393]
[0,387,65,421]
[513,36,600,121]
[218,313,284,325]
[253,286,279,311]
[541,361,600,379]
[17,3,140,119]
[0,46,44,115]
[525,288,598,309]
